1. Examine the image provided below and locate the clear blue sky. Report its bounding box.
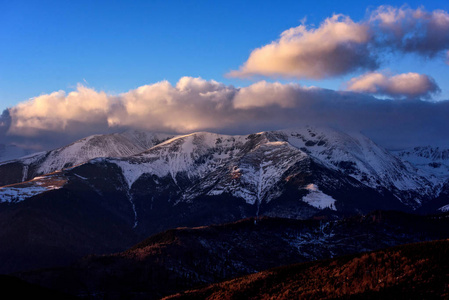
[1,0,449,113]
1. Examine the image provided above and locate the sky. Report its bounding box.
[2,0,449,152]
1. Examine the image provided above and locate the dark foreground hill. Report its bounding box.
[15,211,449,299]
[0,275,78,299]
[165,239,449,300]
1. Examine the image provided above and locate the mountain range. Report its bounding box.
[1,125,449,285]
[2,126,448,212]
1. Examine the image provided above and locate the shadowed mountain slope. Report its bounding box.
[16,211,449,299]
[165,239,449,300]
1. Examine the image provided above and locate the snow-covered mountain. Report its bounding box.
[102,127,433,213]
[112,131,309,208]
[0,130,174,187]
[390,146,449,213]
[274,128,434,204]
[1,126,442,220]
[392,146,449,180]
[1,126,448,274]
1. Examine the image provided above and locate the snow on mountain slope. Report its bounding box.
[120,130,175,151]
[112,131,310,207]
[302,183,336,210]
[272,127,433,203]
[392,146,449,180]
[206,139,309,207]
[113,132,247,187]
[34,132,170,175]
[109,126,433,209]
[0,131,174,186]
[0,172,67,203]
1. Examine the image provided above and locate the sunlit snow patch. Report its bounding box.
[302,184,336,211]
[0,172,67,203]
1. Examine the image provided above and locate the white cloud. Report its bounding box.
[9,86,111,136]
[233,81,301,108]
[346,72,440,98]
[229,5,449,80]
[228,14,375,79]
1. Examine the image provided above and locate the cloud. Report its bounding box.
[233,81,302,108]
[0,109,12,138]
[8,86,111,137]
[370,5,449,57]
[228,15,376,79]
[106,77,238,133]
[346,72,440,98]
[2,77,449,151]
[229,5,449,79]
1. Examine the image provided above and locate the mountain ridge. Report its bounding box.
[164,238,449,300]
[2,126,443,209]
[0,130,175,187]
[14,212,449,299]
[1,126,449,274]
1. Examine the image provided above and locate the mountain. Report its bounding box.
[0,176,142,274]
[0,130,174,186]
[1,126,438,211]
[392,146,449,183]
[15,211,449,299]
[392,146,449,213]
[165,238,449,300]
[1,126,447,273]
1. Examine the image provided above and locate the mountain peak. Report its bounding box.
[1,126,447,216]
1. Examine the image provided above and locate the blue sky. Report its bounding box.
[2,0,449,113]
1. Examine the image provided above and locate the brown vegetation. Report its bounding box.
[165,239,449,299]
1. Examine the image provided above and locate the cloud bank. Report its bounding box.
[229,5,449,79]
[2,77,449,151]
